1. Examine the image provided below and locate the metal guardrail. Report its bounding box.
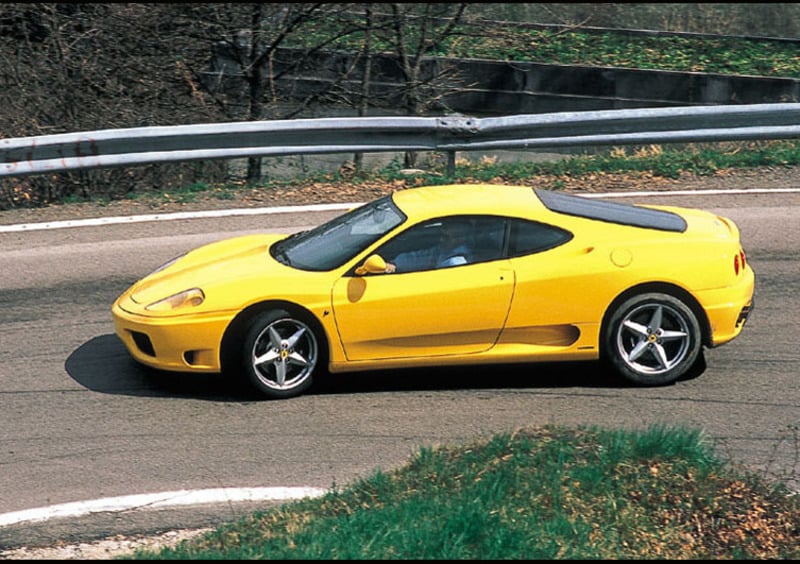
[3,103,800,178]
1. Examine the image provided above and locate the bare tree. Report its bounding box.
[0,3,368,202]
[181,3,372,181]
[353,3,375,173]
[368,3,470,167]
[0,3,227,207]
[201,3,474,174]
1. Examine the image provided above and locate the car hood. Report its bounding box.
[127,233,290,308]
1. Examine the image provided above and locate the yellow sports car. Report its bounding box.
[112,184,754,399]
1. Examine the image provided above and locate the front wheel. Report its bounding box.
[240,310,322,399]
[603,292,702,386]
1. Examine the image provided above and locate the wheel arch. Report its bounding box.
[219,299,330,374]
[599,282,712,355]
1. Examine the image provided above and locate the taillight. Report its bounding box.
[734,249,746,275]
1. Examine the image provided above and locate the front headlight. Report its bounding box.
[145,288,205,312]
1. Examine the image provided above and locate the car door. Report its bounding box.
[331,215,513,361]
[331,260,514,361]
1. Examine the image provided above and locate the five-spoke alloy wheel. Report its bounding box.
[241,309,321,399]
[604,292,702,386]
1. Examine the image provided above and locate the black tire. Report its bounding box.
[603,292,702,386]
[239,309,322,399]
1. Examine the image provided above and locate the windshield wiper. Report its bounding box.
[281,230,306,245]
[274,249,293,266]
[272,230,307,256]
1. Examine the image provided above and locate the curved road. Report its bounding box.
[0,189,798,548]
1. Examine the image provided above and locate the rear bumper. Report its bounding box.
[698,266,755,348]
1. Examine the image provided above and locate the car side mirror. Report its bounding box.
[355,254,387,276]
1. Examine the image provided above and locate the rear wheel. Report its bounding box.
[604,292,701,386]
[240,309,321,399]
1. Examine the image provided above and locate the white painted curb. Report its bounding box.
[0,487,327,528]
[0,202,357,233]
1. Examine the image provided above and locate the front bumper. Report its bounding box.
[112,299,231,373]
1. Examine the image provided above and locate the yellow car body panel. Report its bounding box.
[113,233,340,372]
[330,260,514,361]
[111,183,755,395]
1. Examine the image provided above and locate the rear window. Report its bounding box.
[534,188,687,232]
[508,218,572,257]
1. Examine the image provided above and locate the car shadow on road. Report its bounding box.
[315,362,621,396]
[64,334,253,401]
[65,334,703,401]
[315,350,706,396]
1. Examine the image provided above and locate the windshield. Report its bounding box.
[271,195,406,271]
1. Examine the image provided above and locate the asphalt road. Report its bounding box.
[0,191,798,549]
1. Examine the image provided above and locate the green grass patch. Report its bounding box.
[301,17,800,79]
[468,29,800,78]
[125,424,800,560]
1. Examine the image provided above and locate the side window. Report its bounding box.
[470,217,506,263]
[375,216,507,273]
[507,219,572,257]
[375,220,442,273]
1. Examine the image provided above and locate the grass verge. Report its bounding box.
[125,424,800,560]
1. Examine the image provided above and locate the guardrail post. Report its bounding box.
[438,116,476,179]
